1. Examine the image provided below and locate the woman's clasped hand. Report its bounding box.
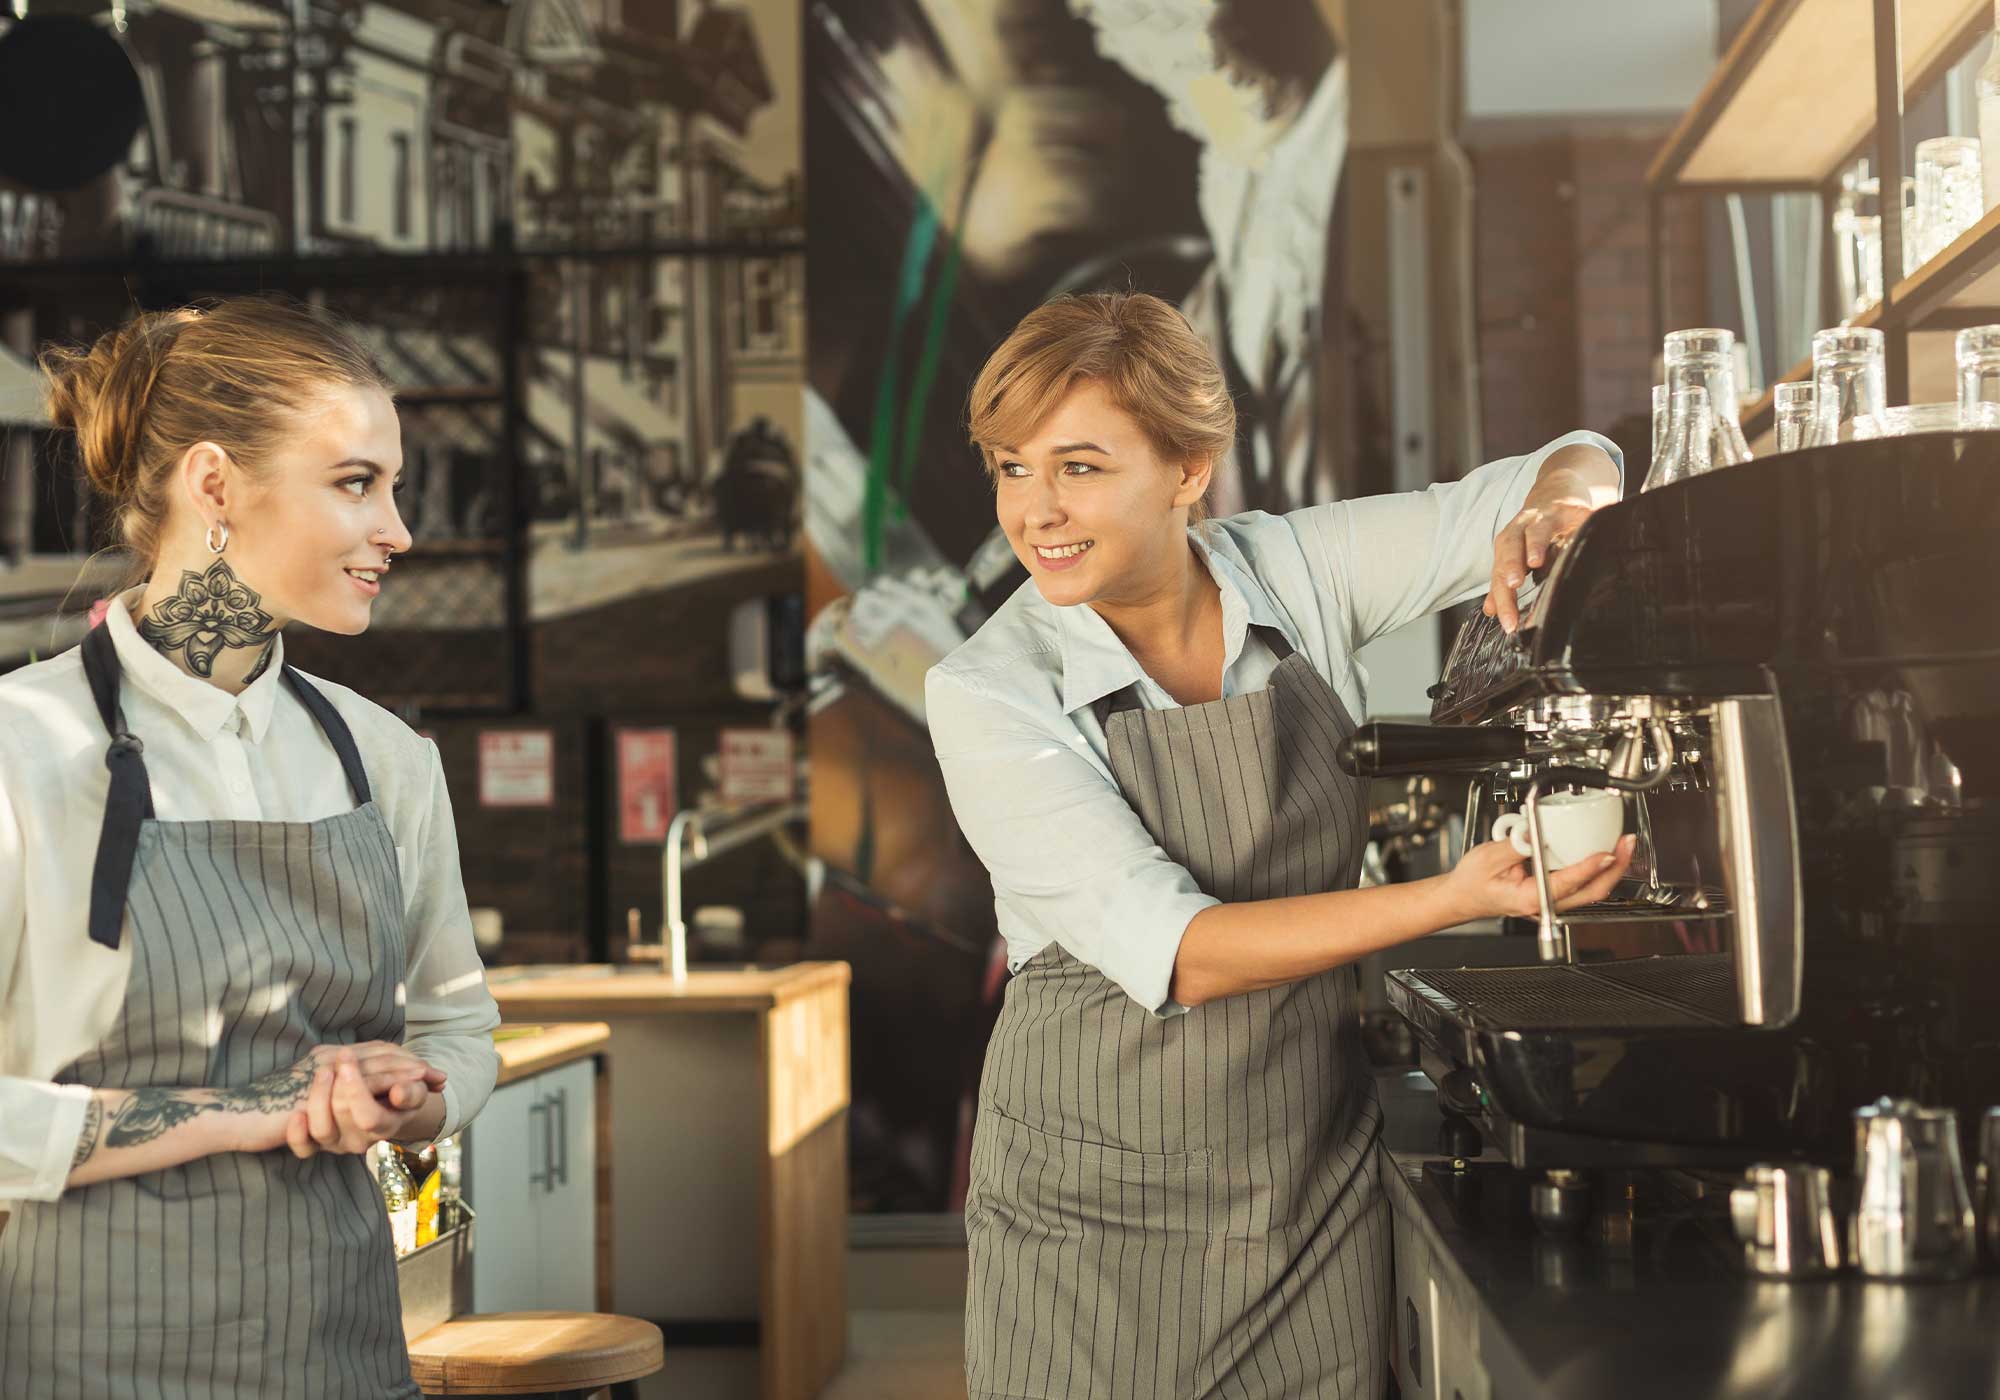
[240,1041,446,1158]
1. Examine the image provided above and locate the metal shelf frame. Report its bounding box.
[1647,0,2000,430]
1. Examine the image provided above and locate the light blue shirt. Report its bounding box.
[924,430,1623,1017]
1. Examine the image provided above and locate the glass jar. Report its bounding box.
[1980,1,2000,211]
[1805,327,1888,446]
[1914,136,1983,265]
[1650,383,1668,463]
[1773,382,1816,453]
[1642,385,1714,493]
[1662,328,1752,465]
[1957,324,2000,414]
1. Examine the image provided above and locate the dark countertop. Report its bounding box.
[1376,1072,2000,1400]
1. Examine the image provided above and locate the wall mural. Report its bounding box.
[0,0,804,694]
[803,0,1353,1213]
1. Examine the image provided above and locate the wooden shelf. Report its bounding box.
[1887,197,2000,319]
[1738,199,2000,434]
[1649,0,1989,190]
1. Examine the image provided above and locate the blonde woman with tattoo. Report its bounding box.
[0,297,500,1399]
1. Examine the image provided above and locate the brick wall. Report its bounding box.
[1472,127,1705,476]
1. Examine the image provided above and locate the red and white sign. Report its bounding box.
[478,730,555,808]
[617,728,679,844]
[718,728,794,806]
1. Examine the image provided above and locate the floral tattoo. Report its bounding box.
[102,1060,317,1149]
[137,559,274,679]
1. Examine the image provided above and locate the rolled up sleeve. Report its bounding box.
[1294,429,1624,650]
[397,740,501,1141]
[927,667,1217,1018]
[0,741,92,1203]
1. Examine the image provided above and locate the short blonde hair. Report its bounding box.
[967,291,1235,523]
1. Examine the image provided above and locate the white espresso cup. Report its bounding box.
[1491,790,1625,869]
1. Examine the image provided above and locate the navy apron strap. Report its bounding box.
[1253,623,1297,663]
[280,667,373,807]
[81,625,153,951]
[1089,685,1145,730]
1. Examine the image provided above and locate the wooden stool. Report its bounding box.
[408,1311,664,1399]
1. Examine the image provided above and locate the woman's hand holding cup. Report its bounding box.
[1490,788,1626,868]
[1444,832,1637,923]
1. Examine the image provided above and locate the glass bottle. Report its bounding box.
[371,1141,419,1257]
[1650,383,1668,465]
[1663,328,1752,465]
[398,1142,442,1248]
[437,1134,463,1212]
[1642,385,1714,492]
[1805,327,1888,446]
[1980,0,2000,211]
[1772,382,1816,452]
[1833,167,1862,315]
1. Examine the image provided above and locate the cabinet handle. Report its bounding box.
[550,1087,568,1189]
[527,1099,550,1191]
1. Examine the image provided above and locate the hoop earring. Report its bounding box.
[205,520,229,555]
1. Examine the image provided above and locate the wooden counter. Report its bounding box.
[487,962,847,1017]
[494,1021,610,1085]
[488,962,851,1400]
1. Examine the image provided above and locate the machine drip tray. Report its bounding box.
[1394,953,1736,1031]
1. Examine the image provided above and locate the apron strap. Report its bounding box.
[78,631,375,950]
[1089,623,1299,729]
[280,667,373,807]
[81,625,154,951]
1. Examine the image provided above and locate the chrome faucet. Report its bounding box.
[634,801,810,981]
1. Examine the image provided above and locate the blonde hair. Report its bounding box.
[40,295,393,574]
[966,291,1235,523]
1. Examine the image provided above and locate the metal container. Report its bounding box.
[1729,1164,1841,1277]
[396,1202,475,1343]
[1850,1098,1976,1280]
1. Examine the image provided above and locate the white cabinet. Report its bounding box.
[464,1056,597,1312]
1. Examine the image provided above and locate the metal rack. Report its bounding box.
[1646,0,2000,434]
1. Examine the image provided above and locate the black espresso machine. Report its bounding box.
[1340,435,2000,1206]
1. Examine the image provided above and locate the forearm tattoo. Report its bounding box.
[137,559,275,679]
[71,1096,103,1169]
[104,1089,212,1149]
[212,1061,313,1114]
[101,1060,316,1149]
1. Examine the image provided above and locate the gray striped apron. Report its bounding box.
[0,626,420,1399]
[965,625,1389,1399]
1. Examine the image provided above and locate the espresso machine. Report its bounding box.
[1340,435,2000,1220]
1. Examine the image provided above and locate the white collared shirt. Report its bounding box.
[0,591,500,1204]
[925,431,1622,1017]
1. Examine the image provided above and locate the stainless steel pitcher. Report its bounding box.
[1730,1164,1841,1277]
[1850,1097,1976,1280]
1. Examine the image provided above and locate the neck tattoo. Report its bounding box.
[137,558,276,680]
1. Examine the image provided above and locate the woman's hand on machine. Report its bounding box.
[1442,833,1637,922]
[1484,443,1621,634]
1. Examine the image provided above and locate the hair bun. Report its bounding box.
[39,308,200,503]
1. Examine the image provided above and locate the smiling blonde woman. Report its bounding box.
[0,297,499,1399]
[930,291,1636,1399]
